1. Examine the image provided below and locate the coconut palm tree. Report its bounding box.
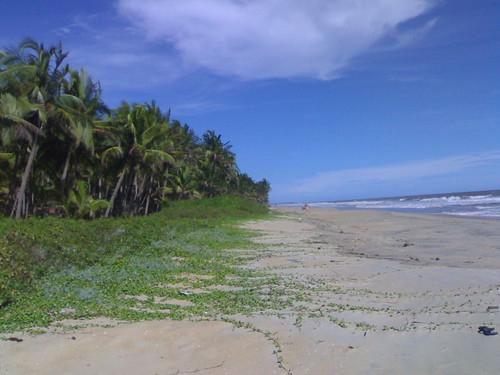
[102,102,174,217]
[0,93,46,218]
[66,180,109,219]
[56,69,105,189]
[0,38,271,219]
[0,39,70,218]
[199,131,238,197]
[167,165,202,200]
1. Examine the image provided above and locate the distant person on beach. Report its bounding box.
[302,203,309,211]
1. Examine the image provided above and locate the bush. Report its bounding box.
[0,234,33,306]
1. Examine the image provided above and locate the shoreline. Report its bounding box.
[274,205,500,221]
[336,208,500,221]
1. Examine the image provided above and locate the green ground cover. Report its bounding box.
[0,197,287,333]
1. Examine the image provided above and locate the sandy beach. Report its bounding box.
[2,207,500,374]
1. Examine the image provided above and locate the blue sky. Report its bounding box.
[1,0,499,202]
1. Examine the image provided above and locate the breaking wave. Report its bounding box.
[307,191,500,218]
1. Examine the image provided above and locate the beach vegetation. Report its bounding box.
[0,196,281,332]
[0,39,274,333]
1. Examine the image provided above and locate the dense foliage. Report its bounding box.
[0,196,272,330]
[0,39,270,219]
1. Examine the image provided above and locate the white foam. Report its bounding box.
[442,209,500,218]
[313,193,500,218]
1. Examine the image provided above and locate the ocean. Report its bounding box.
[300,190,500,219]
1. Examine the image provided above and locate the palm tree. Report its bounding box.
[0,93,46,218]
[0,151,15,210]
[66,180,109,219]
[56,69,105,186]
[102,102,174,217]
[167,165,202,200]
[0,38,271,219]
[0,39,70,218]
[199,131,238,197]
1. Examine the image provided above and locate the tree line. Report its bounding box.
[0,39,270,219]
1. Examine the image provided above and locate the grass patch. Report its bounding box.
[0,196,286,333]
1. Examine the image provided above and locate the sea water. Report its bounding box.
[305,190,500,219]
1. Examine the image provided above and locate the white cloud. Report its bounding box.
[117,0,437,80]
[289,151,500,195]
[53,14,184,91]
[53,27,71,36]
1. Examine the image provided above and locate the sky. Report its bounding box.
[1,0,499,203]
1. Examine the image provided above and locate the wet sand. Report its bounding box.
[1,208,499,374]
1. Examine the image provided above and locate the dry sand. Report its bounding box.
[0,320,282,375]
[1,207,499,374]
[240,208,500,374]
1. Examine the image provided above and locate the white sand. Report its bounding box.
[0,320,282,374]
[239,208,500,374]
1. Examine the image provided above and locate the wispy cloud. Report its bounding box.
[53,27,71,36]
[393,18,439,49]
[117,0,438,80]
[289,151,500,195]
[171,100,227,116]
[52,13,185,91]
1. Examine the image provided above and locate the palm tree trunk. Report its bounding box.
[145,193,151,216]
[144,176,154,215]
[13,137,39,219]
[134,174,139,199]
[61,147,72,183]
[105,169,126,218]
[9,151,20,202]
[161,167,169,201]
[25,196,30,217]
[10,197,17,218]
